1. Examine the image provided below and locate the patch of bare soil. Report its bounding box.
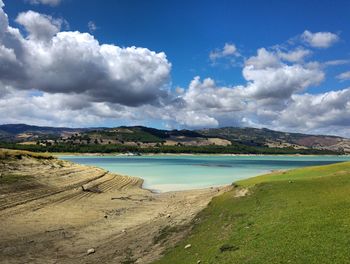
[0,153,230,263]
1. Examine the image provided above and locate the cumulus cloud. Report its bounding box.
[0,4,171,107]
[276,89,350,134]
[0,88,138,127]
[1,2,349,136]
[182,77,244,111]
[16,11,63,41]
[301,30,339,48]
[243,48,324,100]
[277,47,311,63]
[209,43,239,62]
[170,75,350,133]
[161,45,331,130]
[245,48,280,69]
[172,110,219,128]
[27,0,61,6]
[336,71,350,81]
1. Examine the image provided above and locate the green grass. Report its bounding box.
[154,161,350,264]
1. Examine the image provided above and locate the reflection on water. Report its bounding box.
[59,155,350,192]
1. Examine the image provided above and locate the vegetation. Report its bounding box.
[0,142,340,155]
[198,127,339,145]
[0,173,33,185]
[154,161,350,264]
[153,225,188,245]
[0,148,54,160]
[1,124,349,154]
[87,129,165,143]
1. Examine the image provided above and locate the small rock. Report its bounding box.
[197,260,201,264]
[184,244,191,249]
[166,214,171,218]
[104,215,108,219]
[289,180,293,183]
[122,229,126,233]
[87,248,95,255]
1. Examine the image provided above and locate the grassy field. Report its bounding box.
[154,161,350,264]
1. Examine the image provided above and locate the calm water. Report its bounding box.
[59,155,350,192]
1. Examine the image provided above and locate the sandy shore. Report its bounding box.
[0,154,231,263]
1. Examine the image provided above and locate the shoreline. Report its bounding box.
[52,152,350,157]
[56,153,350,193]
[0,151,232,263]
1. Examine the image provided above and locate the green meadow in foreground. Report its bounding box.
[154,161,350,264]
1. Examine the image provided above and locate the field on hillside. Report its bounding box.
[154,162,350,264]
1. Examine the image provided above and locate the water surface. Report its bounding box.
[59,155,350,192]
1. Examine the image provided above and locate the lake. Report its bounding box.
[59,155,350,192]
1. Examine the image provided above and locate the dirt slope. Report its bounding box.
[0,150,229,263]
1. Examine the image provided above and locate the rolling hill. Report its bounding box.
[0,124,349,154]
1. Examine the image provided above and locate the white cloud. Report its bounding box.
[183,76,244,111]
[1,3,350,136]
[277,47,311,62]
[243,64,324,99]
[301,30,339,48]
[324,59,350,66]
[169,76,350,133]
[27,0,62,6]
[173,110,219,128]
[0,4,171,107]
[222,43,237,56]
[16,11,63,41]
[243,48,324,99]
[276,89,350,134]
[245,48,280,69]
[0,88,137,127]
[209,43,239,62]
[160,46,326,129]
[336,71,350,81]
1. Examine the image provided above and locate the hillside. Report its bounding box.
[154,161,350,264]
[0,124,93,142]
[0,124,349,154]
[198,127,350,153]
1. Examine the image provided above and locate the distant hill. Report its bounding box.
[0,124,94,142]
[0,124,349,154]
[198,127,350,153]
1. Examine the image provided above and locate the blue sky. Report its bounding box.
[1,0,350,136]
[5,0,350,90]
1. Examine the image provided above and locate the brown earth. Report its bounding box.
[0,149,230,264]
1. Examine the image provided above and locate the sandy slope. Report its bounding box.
[0,153,230,263]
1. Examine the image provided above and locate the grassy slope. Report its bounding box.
[154,161,350,264]
[0,148,54,160]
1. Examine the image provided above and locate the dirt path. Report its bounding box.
[0,153,231,263]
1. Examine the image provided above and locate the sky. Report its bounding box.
[1,0,350,136]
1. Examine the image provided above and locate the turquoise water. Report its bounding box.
[59,155,350,192]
